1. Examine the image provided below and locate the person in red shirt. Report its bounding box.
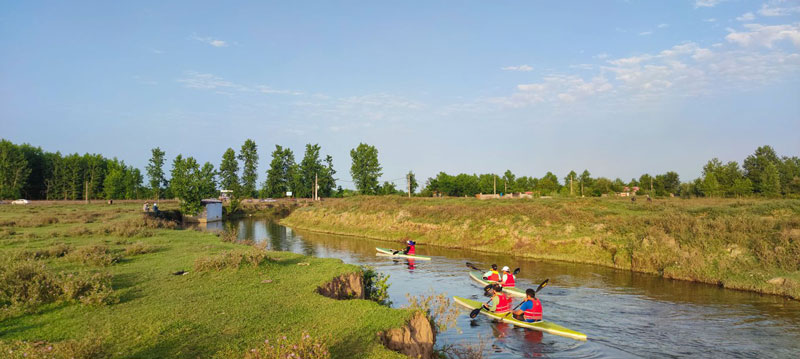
[512,288,543,322]
[402,240,416,255]
[501,266,516,287]
[482,283,512,314]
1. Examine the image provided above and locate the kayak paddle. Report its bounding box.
[513,267,520,275]
[502,278,549,319]
[469,295,494,318]
[465,262,481,271]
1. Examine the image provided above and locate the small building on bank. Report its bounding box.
[184,199,223,223]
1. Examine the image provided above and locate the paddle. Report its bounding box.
[470,294,495,318]
[465,262,481,271]
[502,279,549,319]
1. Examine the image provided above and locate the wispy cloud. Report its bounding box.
[704,18,717,22]
[725,23,800,48]
[657,23,669,29]
[758,2,800,16]
[177,71,302,95]
[501,64,533,72]
[191,35,228,47]
[694,0,725,8]
[639,31,653,36]
[736,12,756,22]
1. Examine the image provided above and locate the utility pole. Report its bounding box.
[650,177,653,195]
[84,181,89,204]
[407,173,411,198]
[493,175,497,195]
[570,175,574,196]
[314,173,318,201]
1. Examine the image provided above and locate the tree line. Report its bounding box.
[2,138,799,211]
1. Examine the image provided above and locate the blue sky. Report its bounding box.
[2,0,799,188]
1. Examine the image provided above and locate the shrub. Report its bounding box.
[0,337,108,359]
[244,332,330,359]
[193,249,270,272]
[61,272,118,306]
[68,245,120,266]
[0,260,61,308]
[124,241,159,256]
[362,265,391,306]
[404,293,461,335]
[219,227,239,243]
[18,243,71,260]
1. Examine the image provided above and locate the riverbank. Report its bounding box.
[281,196,800,300]
[0,203,424,358]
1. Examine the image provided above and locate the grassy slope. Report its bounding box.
[281,196,800,299]
[0,203,410,358]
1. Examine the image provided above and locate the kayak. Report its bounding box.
[469,271,525,297]
[453,296,587,341]
[375,247,432,260]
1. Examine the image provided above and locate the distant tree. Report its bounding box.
[539,172,560,195]
[380,181,398,195]
[579,170,592,196]
[502,170,516,193]
[638,173,654,195]
[103,160,125,200]
[318,155,337,197]
[219,148,240,192]
[350,143,382,195]
[297,144,324,198]
[264,145,296,198]
[731,178,754,197]
[198,162,217,199]
[699,172,720,197]
[660,171,680,195]
[18,144,47,199]
[743,145,780,194]
[564,170,578,196]
[238,139,259,198]
[760,162,781,197]
[170,156,204,215]
[407,171,418,195]
[146,147,166,200]
[0,140,31,199]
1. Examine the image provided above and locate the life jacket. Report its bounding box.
[523,298,542,321]
[486,270,500,282]
[502,273,515,287]
[407,244,415,255]
[495,293,512,314]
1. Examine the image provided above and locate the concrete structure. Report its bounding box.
[184,199,223,223]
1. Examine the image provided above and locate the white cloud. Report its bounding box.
[695,0,724,8]
[178,71,244,90]
[639,31,653,36]
[736,12,755,21]
[256,85,303,95]
[704,18,718,22]
[192,35,228,47]
[501,75,613,107]
[593,53,610,60]
[758,3,800,16]
[725,23,800,48]
[658,23,669,28]
[501,64,533,72]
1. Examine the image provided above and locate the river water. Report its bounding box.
[225,218,800,358]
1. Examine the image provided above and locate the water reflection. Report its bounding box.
[225,217,800,358]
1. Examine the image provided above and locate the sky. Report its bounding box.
[1,0,799,188]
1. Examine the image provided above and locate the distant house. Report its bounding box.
[219,190,234,201]
[184,199,223,223]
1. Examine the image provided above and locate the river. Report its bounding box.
[224,217,800,358]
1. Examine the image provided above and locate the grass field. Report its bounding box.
[0,203,412,358]
[282,196,800,299]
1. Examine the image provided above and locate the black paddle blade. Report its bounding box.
[465,262,480,271]
[535,279,549,293]
[513,267,520,275]
[469,307,482,318]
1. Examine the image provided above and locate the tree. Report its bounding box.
[380,181,398,195]
[264,145,295,198]
[760,162,781,197]
[539,172,560,195]
[699,172,720,197]
[296,144,324,198]
[579,170,592,196]
[564,170,577,196]
[146,147,166,200]
[219,148,240,192]
[0,140,31,199]
[660,171,680,195]
[238,139,259,198]
[638,173,654,196]
[171,155,204,215]
[731,178,754,197]
[198,162,218,199]
[407,171,418,195]
[350,143,382,195]
[743,145,780,194]
[318,155,337,197]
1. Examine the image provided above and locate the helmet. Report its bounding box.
[407,240,415,245]
[502,266,510,272]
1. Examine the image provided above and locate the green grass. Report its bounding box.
[0,203,411,358]
[281,196,800,300]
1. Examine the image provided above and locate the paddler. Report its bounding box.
[482,283,512,314]
[500,266,516,287]
[402,240,416,255]
[483,264,500,282]
[512,288,543,322]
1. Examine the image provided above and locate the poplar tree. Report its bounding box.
[350,143,382,195]
[146,147,166,199]
[238,139,259,198]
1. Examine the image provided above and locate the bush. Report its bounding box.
[193,249,271,272]
[0,260,61,308]
[362,265,391,306]
[0,337,108,359]
[244,332,330,359]
[18,243,71,260]
[61,272,118,306]
[68,245,120,266]
[124,241,159,256]
[404,293,461,335]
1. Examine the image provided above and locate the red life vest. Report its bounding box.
[486,270,500,282]
[407,245,415,255]
[495,293,512,314]
[502,273,515,287]
[523,298,542,321]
